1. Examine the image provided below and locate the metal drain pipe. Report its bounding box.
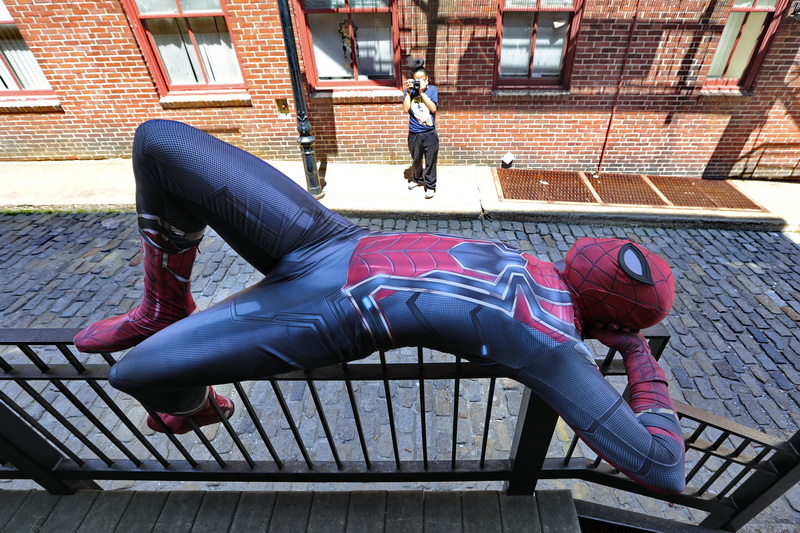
[596,0,642,175]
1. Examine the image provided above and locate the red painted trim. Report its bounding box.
[120,0,246,96]
[293,0,400,92]
[493,0,583,91]
[702,0,790,90]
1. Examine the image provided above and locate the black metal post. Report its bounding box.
[0,401,101,494]
[277,0,324,199]
[505,387,560,495]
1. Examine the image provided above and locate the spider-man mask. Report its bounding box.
[560,238,674,331]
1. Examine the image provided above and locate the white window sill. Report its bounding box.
[310,89,403,104]
[698,88,751,97]
[159,92,252,109]
[0,95,62,113]
[491,89,571,99]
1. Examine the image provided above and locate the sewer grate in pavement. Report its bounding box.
[495,168,764,211]
[647,175,762,210]
[496,169,596,204]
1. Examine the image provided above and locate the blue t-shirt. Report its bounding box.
[406,85,438,133]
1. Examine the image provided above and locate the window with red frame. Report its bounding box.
[296,0,399,89]
[495,0,583,89]
[124,0,244,94]
[0,1,53,94]
[705,0,789,90]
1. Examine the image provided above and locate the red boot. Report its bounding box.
[146,387,235,435]
[73,235,198,353]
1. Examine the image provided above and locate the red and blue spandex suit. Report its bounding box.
[99,120,685,494]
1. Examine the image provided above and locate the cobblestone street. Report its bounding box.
[1,212,799,532]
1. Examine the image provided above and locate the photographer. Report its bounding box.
[402,66,439,199]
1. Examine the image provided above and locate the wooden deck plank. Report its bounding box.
[423,491,462,530]
[2,490,61,533]
[267,491,313,533]
[228,491,276,533]
[498,493,542,533]
[114,491,170,533]
[39,491,100,533]
[462,491,502,533]
[75,490,135,533]
[0,491,32,530]
[307,491,349,532]
[192,492,242,533]
[152,491,205,533]
[346,491,387,532]
[384,491,424,533]
[536,490,580,533]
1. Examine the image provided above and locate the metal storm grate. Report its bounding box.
[496,169,596,203]
[588,173,668,206]
[647,176,762,210]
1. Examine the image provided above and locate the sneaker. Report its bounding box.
[146,387,235,435]
[425,189,435,199]
[408,181,423,190]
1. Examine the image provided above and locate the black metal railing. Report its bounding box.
[1,326,798,532]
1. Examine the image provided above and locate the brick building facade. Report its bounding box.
[2,0,798,180]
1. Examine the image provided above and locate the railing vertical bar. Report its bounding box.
[53,350,163,467]
[17,345,50,372]
[599,347,616,372]
[208,391,254,468]
[98,351,117,366]
[686,451,713,483]
[305,377,342,469]
[50,380,140,466]
[56,345,86,373]
[270,380,313,469]
[84,380,166,467]
[451,356,461,470]
[716,446,773,499]
[564,435,580,465]
[479,377,496,468]
[142,406,199,468]
[15,380,114,466]
[0,389,86,466]
[187,417,228,468]
[417,347,428,469]
[233,382,283,469]
[379,351,401,469]
[342,362,371,470]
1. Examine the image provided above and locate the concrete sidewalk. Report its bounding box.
[1,158,799,231]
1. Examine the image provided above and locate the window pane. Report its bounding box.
[532,12,568,77]
[505,0,537,7]
[732,0,755,6]
[179,0,222,12]
[707,12,744,78]
[756,0,777,8]
[0,23,51,90]
[304,0,345,8]
[135,0,179,14]
[351,13,393,79]
[499,12,533,77]
[726,11,767,79]
[191,16,243,83]
[308,13,353,80]
[148,18,203,84]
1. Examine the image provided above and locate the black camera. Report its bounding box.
[412,79,420,91]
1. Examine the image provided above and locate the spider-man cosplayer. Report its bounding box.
[74,120,685,494]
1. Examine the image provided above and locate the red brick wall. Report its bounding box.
[2,0,799,180]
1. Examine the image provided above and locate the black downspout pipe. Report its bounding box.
[277,0,324,199]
